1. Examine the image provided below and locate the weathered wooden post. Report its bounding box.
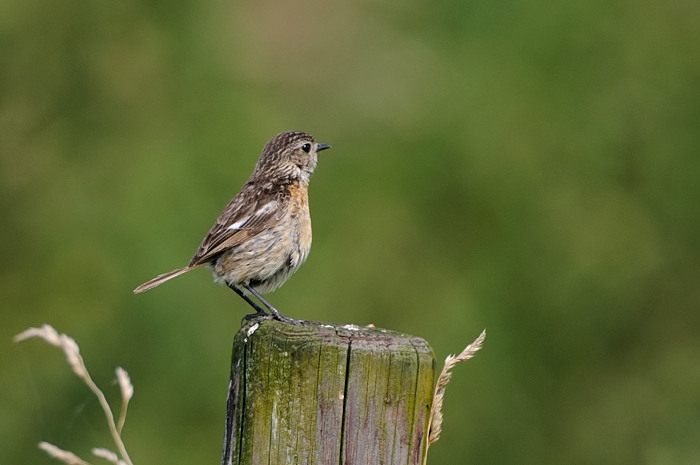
[222,319,436,465]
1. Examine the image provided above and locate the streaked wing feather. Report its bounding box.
[188,186,288,266]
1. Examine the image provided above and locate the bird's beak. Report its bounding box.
[317,143,331,152]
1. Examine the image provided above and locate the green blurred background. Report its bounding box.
[2,0,699,463]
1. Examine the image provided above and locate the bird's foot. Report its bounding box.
[268,308,305,325]
[241,309,272,324]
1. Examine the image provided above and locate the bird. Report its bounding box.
[134,131,331,323]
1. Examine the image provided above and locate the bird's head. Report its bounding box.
[254,131,331,184]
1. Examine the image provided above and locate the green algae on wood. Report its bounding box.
[221,320,435,465]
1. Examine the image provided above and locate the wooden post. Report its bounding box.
[221,319,436,465]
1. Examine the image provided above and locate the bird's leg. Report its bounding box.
[227,282,270,321]
[242,283,303,325]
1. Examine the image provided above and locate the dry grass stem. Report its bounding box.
[92,448,127,465]
[38,442,91,465]
[115,367,133,435]
[15,325,134,465]
[423,330,486,463]
[15,325,87,379]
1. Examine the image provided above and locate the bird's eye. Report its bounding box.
[301,143,311,153]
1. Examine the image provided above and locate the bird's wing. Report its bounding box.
[188,184,289,267]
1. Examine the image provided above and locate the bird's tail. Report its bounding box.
[133,266,194,294]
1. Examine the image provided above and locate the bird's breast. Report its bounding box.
[287,183,312,264]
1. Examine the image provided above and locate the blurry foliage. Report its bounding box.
[2,0,699,464]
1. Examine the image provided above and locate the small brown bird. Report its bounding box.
[134,131,331,323]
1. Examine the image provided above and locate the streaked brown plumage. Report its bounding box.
[134,131,331,322]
